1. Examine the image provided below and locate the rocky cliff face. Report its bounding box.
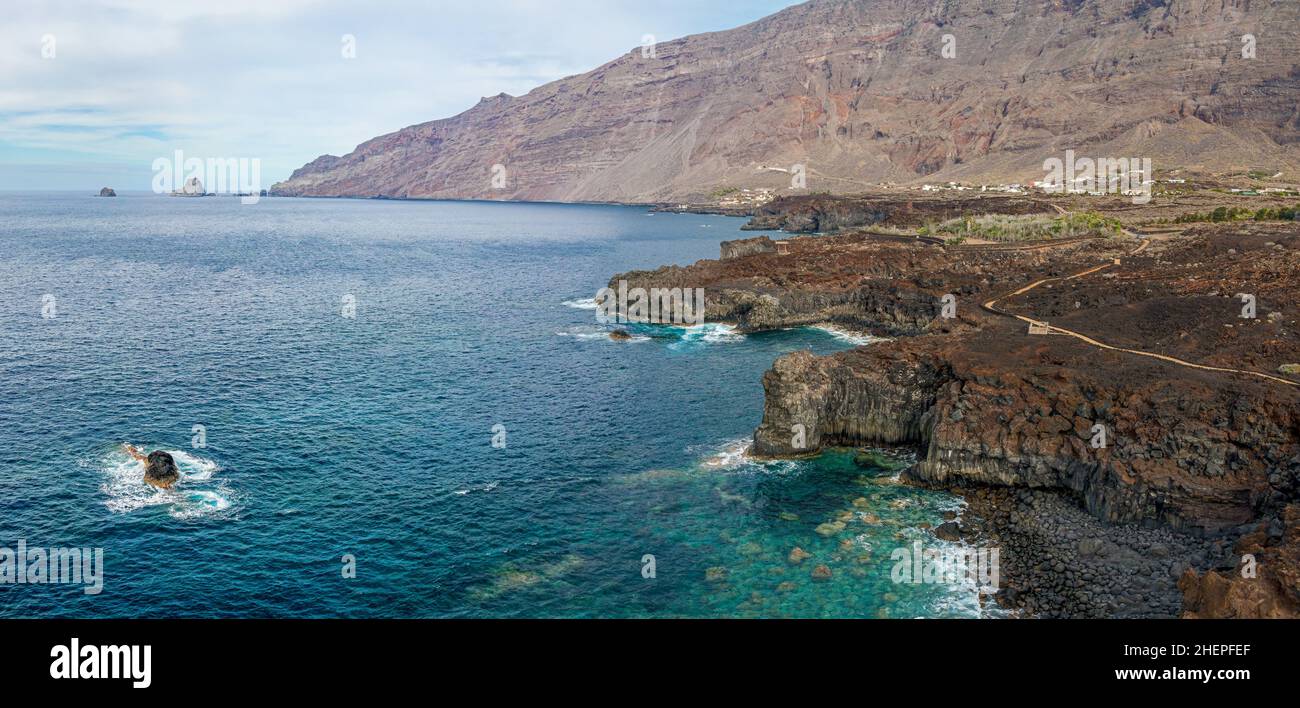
[612,227,1022,334]
[749,223,1300,531]
[742,193,1051,233]
[272,0,1300,203]
[734,220,1300,616]
[1179,504,1300,618]
[720,236,778,260]
[753,335,1300,534]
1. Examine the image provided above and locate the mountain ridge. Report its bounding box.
[271,0,1300,203]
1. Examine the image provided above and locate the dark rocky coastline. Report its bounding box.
[613,214,1300,618]
[958,486,1225,618]
[741,193,1052,233]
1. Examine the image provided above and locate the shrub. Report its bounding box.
[924,211,1122,243]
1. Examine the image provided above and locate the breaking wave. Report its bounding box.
[809,324,891,347]
[96,443,237,520]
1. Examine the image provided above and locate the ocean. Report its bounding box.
[0,192,984,618]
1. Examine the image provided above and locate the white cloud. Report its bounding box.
[0,0,795,190]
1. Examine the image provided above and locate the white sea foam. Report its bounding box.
[169,488,234,520]
[555,324,651,342]
[97,444,236,520]
[695,323,744,343]
[667,323,744,350]
[809,324,890,346]
[700,438,752,469]
[453,481,500,496]
[558,321,740,348]
[562,297,598,310]
[691,438,805,478]
[922,537,995,619]
[169,449,219,480]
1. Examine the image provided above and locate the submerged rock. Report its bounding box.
[933,521,962,542]
[814,520,846,537]
[787,547,812,564]
[853,449,909,472]
[811,564,833,581]
[143,451,180,489]
[609,329,633,341]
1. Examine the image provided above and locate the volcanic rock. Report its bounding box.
[933,521,962,542]
[143,451,180,489]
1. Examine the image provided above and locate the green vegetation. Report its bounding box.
[1170,203,1300,224]
[862,224,919,237]
[919,211,1124,243]
[709,187,740,199]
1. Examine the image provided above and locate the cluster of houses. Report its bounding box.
[716,187,777,207]
[920,182,1026,193]
[700,174,1293,206]
[921,177,1295,199]
[1228,187,1297,196]
[918,176,1189,199]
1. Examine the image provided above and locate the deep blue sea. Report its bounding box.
[0,192,984,618]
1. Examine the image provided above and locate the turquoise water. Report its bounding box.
[0,193,980,618]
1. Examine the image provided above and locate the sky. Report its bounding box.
[0,0,799,191]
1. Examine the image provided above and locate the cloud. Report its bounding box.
[0,0,795,190]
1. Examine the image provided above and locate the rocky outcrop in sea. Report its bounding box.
[143,451,180,489]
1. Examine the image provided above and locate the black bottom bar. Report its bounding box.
[3,619,1288,692]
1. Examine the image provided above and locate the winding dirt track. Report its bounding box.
[980,236,1300,388]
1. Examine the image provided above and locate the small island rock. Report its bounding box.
[143,451,180,489]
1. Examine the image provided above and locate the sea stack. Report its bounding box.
[143,451,180,489]
[176,177,205,196]
[98,187,116,197]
